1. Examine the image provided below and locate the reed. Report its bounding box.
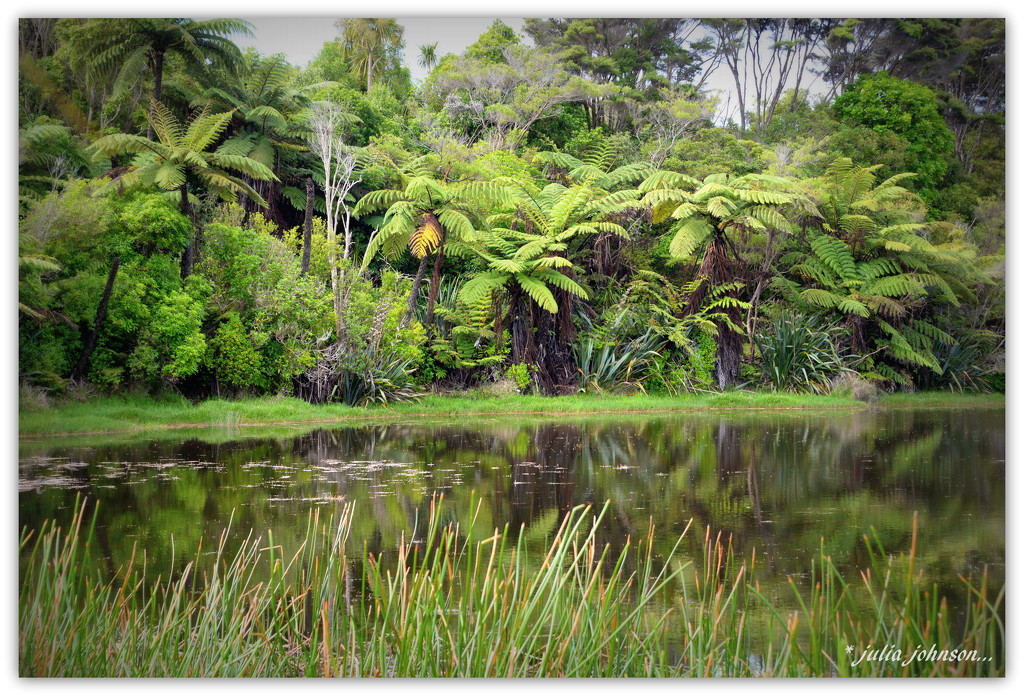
[19,497,1003,677]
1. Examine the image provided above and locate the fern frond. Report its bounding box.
[638,170,699,192]
[668,218,713,259]
[810,235,858,283]
[515,273,559,313]
[436,209,478,242]
[458,272,507,307]
[353,188,404,216]
[534,269,588,298]
[410,212,443,258]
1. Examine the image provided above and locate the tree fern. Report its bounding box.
[668,218,713,259]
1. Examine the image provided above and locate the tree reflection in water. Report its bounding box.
[19,407,1004,603]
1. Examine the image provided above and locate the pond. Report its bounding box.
[19,405,1004,611]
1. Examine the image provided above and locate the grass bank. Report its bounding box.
[19,389,1001,438]
[20,497,1002,677]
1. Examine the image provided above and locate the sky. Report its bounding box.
[232,17,527,82]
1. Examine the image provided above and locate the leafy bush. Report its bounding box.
[199,219,335,387]
[208,312,265,392]
[128,276,211,384]
[504,363,533,392]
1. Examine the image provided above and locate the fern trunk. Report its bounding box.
[688,234,744,389]
[424,234,447,330]
[509,288,578,395]
[400,255,430,330]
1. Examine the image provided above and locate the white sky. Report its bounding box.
[233,17,527,82]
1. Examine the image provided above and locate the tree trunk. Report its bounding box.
[424,236,446,329]
[148,51,164,141]
[509,288,578,395]
[687,234,744,389]
[301,176,315,276]
[71,256,120,382]
[400,255,430,329]
[179,183,195,278]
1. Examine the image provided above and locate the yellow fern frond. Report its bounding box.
[410,212,443,258]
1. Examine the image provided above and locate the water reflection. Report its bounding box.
[20,407,1004,598]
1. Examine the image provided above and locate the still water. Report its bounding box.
[19,407,1004,600]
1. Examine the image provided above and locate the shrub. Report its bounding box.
[575,330,665,394]
[754,312,850,394]
[504,363,533,392]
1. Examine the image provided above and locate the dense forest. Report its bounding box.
[18,17,1006,406]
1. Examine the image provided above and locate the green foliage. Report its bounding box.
[355,152,491,265]
[663,128,767,179]
[526,102,591,151]
[112,191,193,255]
[754,312,849,394]
[90,100,278,209]
[424,276,508,381]
[129,276,211,383]
[329,352,422,406]
[18,19,1004,400]
[199,219,334,384]
[834,72,955,200]
[336,18,405,93]
[574,329,664,394]
[18,119,94,206]
[294,265,426,406]
[504,363,533,392]
[772,160,991,385]
[209,312,264,390]
[464,19,521,63]
[21,180,113,276]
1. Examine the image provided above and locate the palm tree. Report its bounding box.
[68,18,252,140]
[90,100,278,277]
[640,170,794,387]
[336,18,403,92]
[418,42,439,72]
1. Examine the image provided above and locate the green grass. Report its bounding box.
[19,390,875,438]
[20,497,1003,677]
[872,392,1005,407]
[19,389,1002,439]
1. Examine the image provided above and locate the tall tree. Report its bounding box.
[418,43,439,72]
[90,100,277,277]
[64,18,252,140]
[834,71,956,200]
[306,100,361,345]
[434,46,602,151]
[336,18,404,92]
[640,169,794,387]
